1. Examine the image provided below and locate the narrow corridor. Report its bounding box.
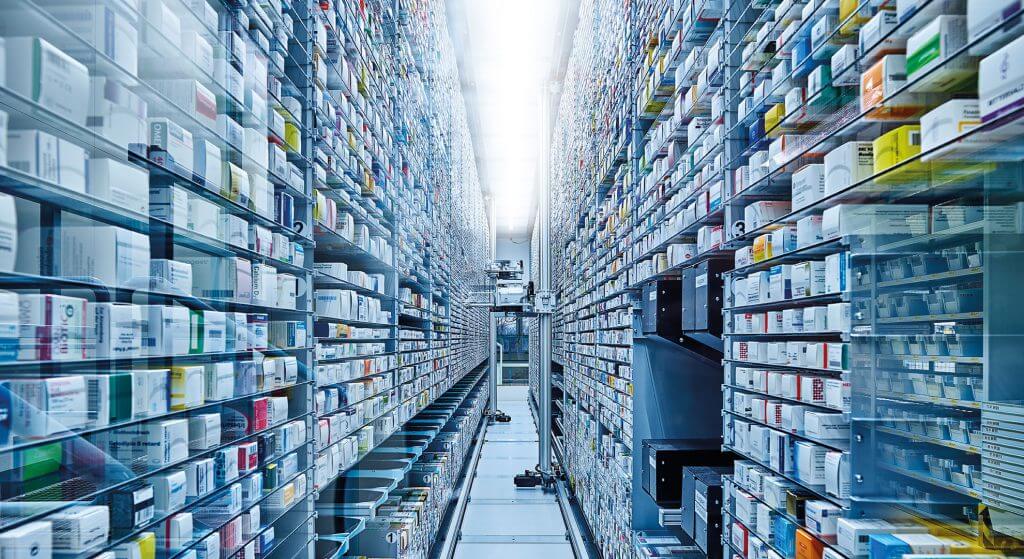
[453,385,575,559]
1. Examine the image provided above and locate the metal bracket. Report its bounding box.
[534,291,556,314]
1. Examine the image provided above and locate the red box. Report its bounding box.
[238,441,259,473]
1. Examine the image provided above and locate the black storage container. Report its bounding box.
[681,465,732,540]
[642,279,682,338]
[641,438,733,508]
[694,259,730,336]
[681,266,696,331]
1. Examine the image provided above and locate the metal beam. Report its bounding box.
[488,197,499,415]
[537,81,555,474]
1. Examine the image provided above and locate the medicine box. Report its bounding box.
[143,418,188,466]
[906,16,972,92]
[7,130,86,193]
[792,164,825,212]
[836,518,927,557]
[86,159,150,215]
[142,305,190,357]
[189,413,221,450]
[824,142,874,196]
[50,2,138,76]
[150,259,193,294]
[61,214,150,288]
[8,376,88,437]
[48,506,109,553]
[5,38,90,126]
[149,118,194,176]
[861,56,924,121]
[0,522,52,559]
[18,294,88,361]
[88,78,148,151]
[88,303,143,358]
[170,365,204,410]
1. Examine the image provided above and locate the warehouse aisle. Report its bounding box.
[453,386,575,559]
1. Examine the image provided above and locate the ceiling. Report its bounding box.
[446,0,579,242]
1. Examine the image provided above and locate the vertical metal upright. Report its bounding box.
[488,197,499,415]
[537,81,556,474]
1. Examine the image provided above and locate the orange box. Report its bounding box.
[796,528,825,559]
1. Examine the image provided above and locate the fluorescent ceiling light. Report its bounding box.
[459,0,562,238]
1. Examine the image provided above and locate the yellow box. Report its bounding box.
[765,103,786,134]
[873,125,928,182]
[839,0,874,35]
[753,233,773,262]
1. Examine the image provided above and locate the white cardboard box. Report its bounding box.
[88,303,142,358]
[18,294,88,361]
[143,305,189,356]
[792,164,825,211]
[824,142,874,196]
[61,214,150,287]
[5,37,89,125]
[87,159,150,215]
[8,375,88,436]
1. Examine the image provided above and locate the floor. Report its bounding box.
[453,385,575,559]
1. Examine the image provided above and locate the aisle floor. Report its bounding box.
[453,385,575,559]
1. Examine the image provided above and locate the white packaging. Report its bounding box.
[86,159,150,215]
[792,261,826,298]
[822,205,929,240]
[0,194,12,273]
[794,441,827,485]
[47,506,109,552]
[5,37,90,125]
[836,518,928,557]
[791,164,825,211]
[825,252,850,294]
[61,214,150,287]
[150,185,189,228]
[276,274,297,309]
[152,469,187,512]
[8,375,88,436]
[824,142,874,197]
[188,195,220,238]
[150,259,193,294]
[827,303,851,332]
[87,303,142,358]
[133,369,168,416]
[204,362,234,401]
[805,500,843,537]
[7,131,87,193]
[142,305,190,356]
[825,379,851,412]
[148,118,194,175]
[744,201,791,231]
[143,418,189,465]
[921,99,983,158]
[88,78,148,150]
[149,80,217,130]
[193,139,222,192]
[189,413,221,450]
[796,215,823,248]
[0,521,52,559]
[825,451,850,499]
[805,411,851,440]
[18,294,88,361]
[181,31,214,77]
[969,0,1024,55]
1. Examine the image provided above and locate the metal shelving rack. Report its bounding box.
[0,0,320,556]
[552,0,1024,558]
